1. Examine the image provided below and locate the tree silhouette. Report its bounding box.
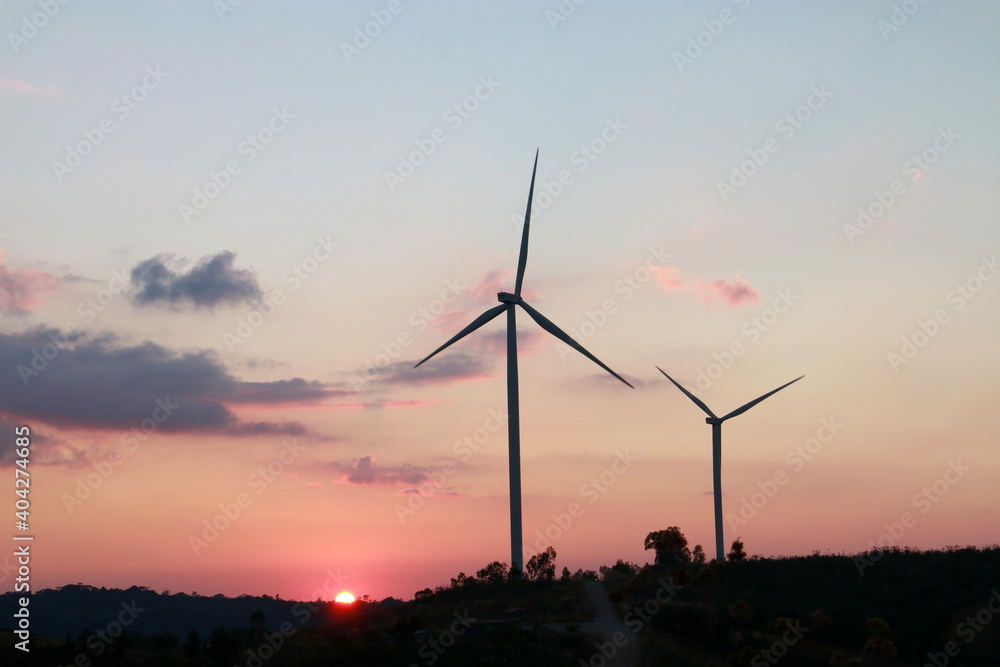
[644,527,691,567]
[600,559,639,580]
[152,631,179,652]
[476,560,509,585]
[182,629,201,660]
[59,633,76,664]
[526,547,557,582]
[249,611,266,642]
[450,571,474,588]
[208,627,242,665]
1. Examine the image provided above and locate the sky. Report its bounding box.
[1,0,998,603]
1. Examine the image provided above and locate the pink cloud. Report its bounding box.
[697,277,759,306]
[653,265,684,290]
[393,271,549,387]
[425,269,543,337]
[652,265,758,307]
[424,270,537,335]
[466,269,512,301]
[432,308,470,333]
[0,251,59,312]
[0,75,56,95]
[463,269,537,302]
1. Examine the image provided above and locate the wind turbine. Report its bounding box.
[656,367,802,562]
[414,150,633,574]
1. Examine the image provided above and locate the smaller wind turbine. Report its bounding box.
[656,367,803,562]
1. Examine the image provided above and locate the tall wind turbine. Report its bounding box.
[656,367,802,562]
[414,150,633,574]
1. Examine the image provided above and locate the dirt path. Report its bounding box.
[574,580,640,667]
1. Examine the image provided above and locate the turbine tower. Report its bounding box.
[656,367,802,562]
[415,150,633,574]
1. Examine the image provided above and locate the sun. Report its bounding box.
[334,591,355,604]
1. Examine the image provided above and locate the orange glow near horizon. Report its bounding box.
[334,592,356,604]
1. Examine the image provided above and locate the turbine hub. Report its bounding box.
[497,291,519,304]
[706,417,723,425]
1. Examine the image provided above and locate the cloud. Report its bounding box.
[431,269,541,335]
[653,265,758,307]
[0,251,59,313]
[463,268,537,302]
[589,372,646,388]
[698,277,758,306]
[472,328,543,357]
[430,308,472,335]
[424,271,511,335]
[653,265,684,290]
[359,271,549,388]
[357,326,543,391]
[465,269,512,301]
[331,455,430,486]
[226,421,312,437]
[396,488,469,498]
[0,329,339,445]
[130,251,262,309]
[0,417,85,467]
[363,350,495,386]
[0,75,55,95]
[330,399,431,410]
[227,379,338,405]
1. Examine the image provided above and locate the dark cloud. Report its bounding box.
[130,251,262,309]
[331,455,429,486]
[365,350,495,386]
[356,327,546,388]
[1,329,339,446]
[228,379,334,404]
[589,372,646,388]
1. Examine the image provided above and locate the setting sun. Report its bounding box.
[334,592,356,604]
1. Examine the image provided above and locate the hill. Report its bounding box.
[2,543,998,666]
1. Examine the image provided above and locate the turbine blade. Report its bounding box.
[656,366,717,419]
[519,300,633,388]
[513,149,539,298]
[413,304,508,368]
[720,375,804,421]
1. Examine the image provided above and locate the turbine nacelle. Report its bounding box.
[497,291,520,304]
[706,417,723,425]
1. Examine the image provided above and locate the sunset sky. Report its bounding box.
[2,1,998,602]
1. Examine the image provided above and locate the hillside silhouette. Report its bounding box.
[3,531,998,666]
